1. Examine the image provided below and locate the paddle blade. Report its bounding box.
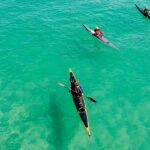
[87,97,96,103]
[57,82,65,87]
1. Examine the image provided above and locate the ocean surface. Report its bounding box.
[0,0,150,149]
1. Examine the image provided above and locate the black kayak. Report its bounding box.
[69,68,91,136]
[135,4,150,19]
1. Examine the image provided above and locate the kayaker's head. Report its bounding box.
[95,26,99,29]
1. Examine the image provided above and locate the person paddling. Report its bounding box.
[75,81,83,97]
[144,7,150,16]
[93,26,104,37]
[69,79,83,96]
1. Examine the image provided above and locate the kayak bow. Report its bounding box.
[69,68,91,136]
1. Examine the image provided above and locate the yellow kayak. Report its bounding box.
[69,68,91,136]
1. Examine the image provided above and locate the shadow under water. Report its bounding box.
[49,92,64,150]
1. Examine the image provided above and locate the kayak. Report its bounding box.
[135,4,150,19]
[83,24,117,49]
[69,68,91,136]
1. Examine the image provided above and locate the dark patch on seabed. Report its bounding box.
[49,92,65,150]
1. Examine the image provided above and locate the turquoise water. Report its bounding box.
[0,0,150,149]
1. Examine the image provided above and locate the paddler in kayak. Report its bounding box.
[75,81,83,97]
[93,26,104,37]
[144,7,150,16]
[69,80,83,97]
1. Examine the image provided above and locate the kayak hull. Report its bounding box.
[83,24,117,49]
[135,4,150,19]
[69,68,91,136]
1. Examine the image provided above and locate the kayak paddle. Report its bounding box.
[86,97,96,103]
[57,82,96,103]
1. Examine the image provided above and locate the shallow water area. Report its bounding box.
[0,0,150,149]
